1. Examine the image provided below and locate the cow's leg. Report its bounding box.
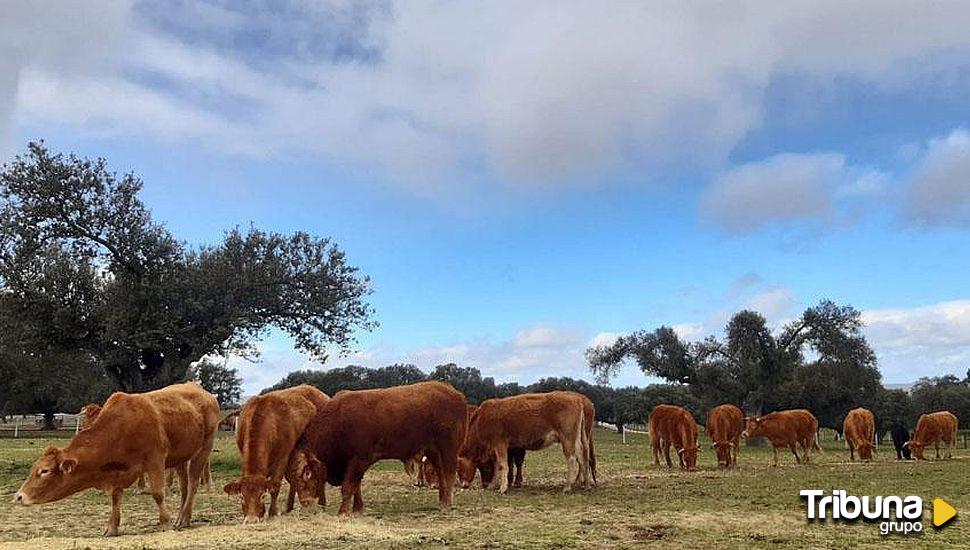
[651,434,661,466]
[935,441,941,459]
[772,446,780,467]
[512,451,524,488]
[352,482,364,514]
[338,463,359,515]
[175,440,213,529]
[790,443,801,464]
[285,482,297,514]
[146,461,171,526]
[104,487,123,537]
[560,432,581,492]
[176,463,189,507]
[662,441,673,468]
[848,441,855,461]
[492,444,511,493]
[801,440,811,463]
[435,449,457,511]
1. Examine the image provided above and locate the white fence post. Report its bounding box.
[14,417,20,438]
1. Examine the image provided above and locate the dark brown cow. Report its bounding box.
[843,407,876,462]
[15,382,219,536]
[649,404,699,470]
[223,384,330,523]
[905,411,958,460]
[707,404,743,468]
[286,381,467,514]
[459,391,590,493]
[742,409,820,466]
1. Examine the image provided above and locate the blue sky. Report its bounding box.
[3,2,970,393]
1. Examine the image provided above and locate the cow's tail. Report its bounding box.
[813,432,823,452]
[588,428,598,486]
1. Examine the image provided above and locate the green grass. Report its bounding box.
[0,429,966,549]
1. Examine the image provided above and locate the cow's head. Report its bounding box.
[678,445,699,470]
[457,457,478,488]
[15,446,93,505]
[420,456,440,488]
[902,440,926,460]
[284,449,326,510]
[856,441,874,461]
[741,416,765,439]
[223,474,282,523]
[711,440,733,467]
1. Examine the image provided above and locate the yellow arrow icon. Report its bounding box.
[933,498,957,527]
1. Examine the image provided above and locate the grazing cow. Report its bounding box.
[223,385,330,523]
[459,391,590,493]
[742,409,820,466]
[287,381,467,514]
[890,424,912,460]
[707,404,744,468]
[649,405,699,471]
[15,382,219,536]
[905,411,958,460]
[82,403,209,493]
[843,408,876,462]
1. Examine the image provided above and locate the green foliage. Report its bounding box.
[910,372,970,423]
[0,142,375,394]
[587,300,882,428]
[193,359,243,409]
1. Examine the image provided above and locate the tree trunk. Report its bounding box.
[42,411,56,431]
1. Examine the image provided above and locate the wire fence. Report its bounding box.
[0,411,241,438]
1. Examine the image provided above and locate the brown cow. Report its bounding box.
[15,382,219,536]
[649,405,699,470]
[742,409,821,466]
[905,411,958,460]
[707,404,743,468]
[459,391,590,493]
[82,403,209,493]
[843,407,876,462]
[223,384,330,523]
[286,381,467,514]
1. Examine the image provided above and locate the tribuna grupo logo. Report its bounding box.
[800,490,957,536]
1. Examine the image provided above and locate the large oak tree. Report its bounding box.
[1,142,375,393]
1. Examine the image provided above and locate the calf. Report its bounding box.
[905,411,958,460]
[287,381,467,514]
[459,391,590,493]
[649,405,699,471]
[742,409,820,466]
[890,424,912,460]
[15,382,219,536]
[843,407,876,462]
[707,404,743,468]
[223,384,330,523]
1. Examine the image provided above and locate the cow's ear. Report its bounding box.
[60,458,77,474]
[224,480,242,495]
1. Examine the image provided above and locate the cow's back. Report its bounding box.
[146,383,219,466]
[472,392,582,450]
[762,409,817,444]
[707,404,743,442]
[318,381,467,468]
[844,408,875,441]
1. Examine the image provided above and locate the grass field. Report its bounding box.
[0,429,966,549]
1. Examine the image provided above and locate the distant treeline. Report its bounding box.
[263,363,970,438]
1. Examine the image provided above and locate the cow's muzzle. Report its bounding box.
[13,491,29,505]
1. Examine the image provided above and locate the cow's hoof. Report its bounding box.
[102,526,119,537]
[172,516,191,530]
[158,513,172,526]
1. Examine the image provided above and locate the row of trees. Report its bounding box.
[264,361,970,440]
[0,143,374,427]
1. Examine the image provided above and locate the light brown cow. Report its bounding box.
[649,404,699,470]
[15,382,219,536]
[905,411,958,460]
[707,404,744,468]
[742,409,820,466]
[223,384,330,523]
[81,403,210,493]
[287,381,467,514]
[459,391,590,493]
[843,407,876,462]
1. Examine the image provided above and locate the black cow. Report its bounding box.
[891,424,912,460]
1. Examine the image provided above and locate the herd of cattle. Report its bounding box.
[11,380,961,537]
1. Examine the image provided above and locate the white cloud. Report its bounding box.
[903,129,970,226]
[700,153,856,233]
[6,2,970,184]
[744,286,796,326]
